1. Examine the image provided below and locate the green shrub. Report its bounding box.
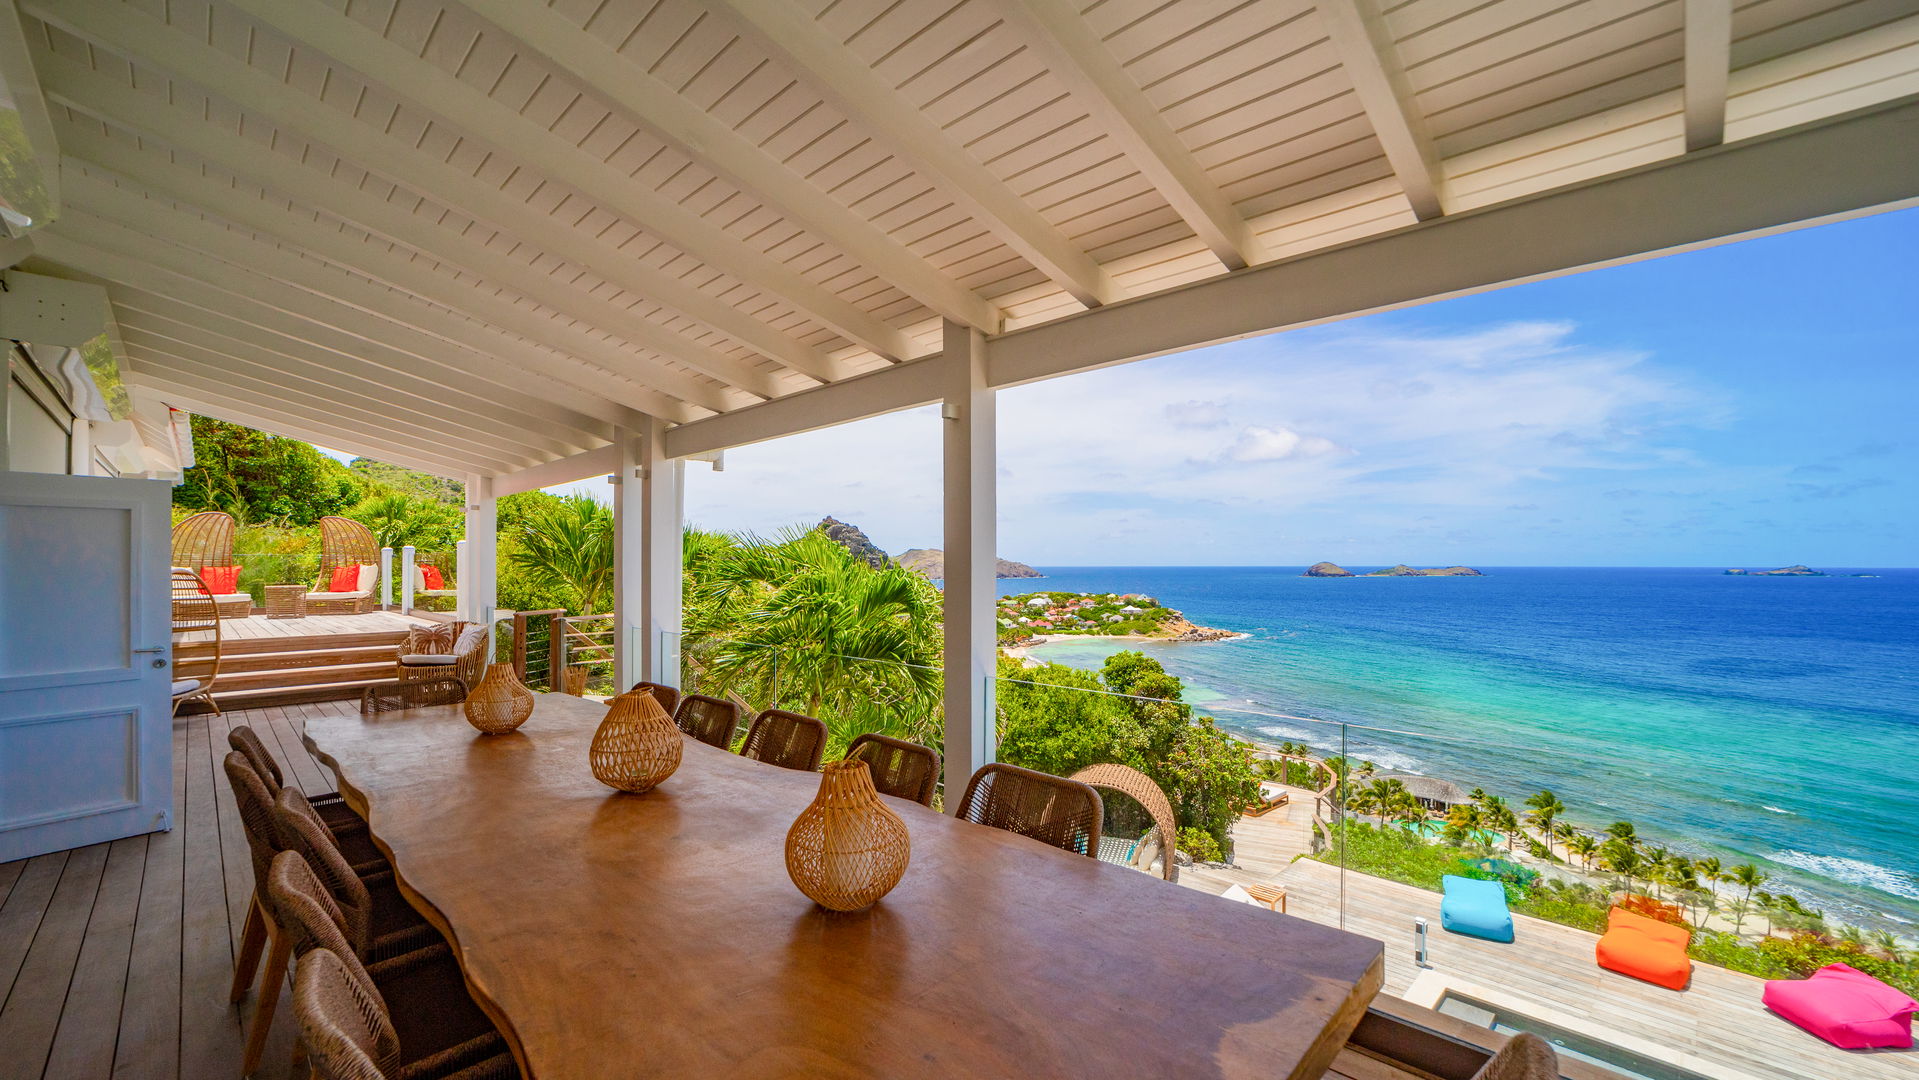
[1178,827,1224,864]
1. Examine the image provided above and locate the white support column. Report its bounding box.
[401,545,417,614]
[462,475,498,647]
[612,426,643,690]
[451,541,467,620]
[639,418,684,686]
[940,319,996,799]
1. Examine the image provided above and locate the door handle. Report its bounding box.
[134,646,169,669]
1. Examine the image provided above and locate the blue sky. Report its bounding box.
[672,206,1917,568]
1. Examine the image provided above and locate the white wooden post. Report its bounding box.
[612,426,642,690]
[401,545,417,614]
[940,318,996,799]
[379,546,393,609]
[641,418,683,686]
[451,541,466,620]
[462,474,498,647]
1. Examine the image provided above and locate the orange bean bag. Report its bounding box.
[1596,907,1692,990]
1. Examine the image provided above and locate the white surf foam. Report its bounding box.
[1761,805,1794,815]
[1769,850,1919,902]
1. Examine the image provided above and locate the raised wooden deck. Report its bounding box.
[202,611,438,711]
[1185,858,1916,1080]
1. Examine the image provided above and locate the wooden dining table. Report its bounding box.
[304,693,1384,1079]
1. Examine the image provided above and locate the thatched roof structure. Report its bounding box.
[1372,772,1470,807]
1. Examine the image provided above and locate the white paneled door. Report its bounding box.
[0,471,172,862]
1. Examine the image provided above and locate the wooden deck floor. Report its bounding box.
[1186,858,1916,1080]
[221,610,437,642]
[0,703,354,1080]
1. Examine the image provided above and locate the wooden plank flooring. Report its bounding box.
[220,610,436,643]
[0,704,356,1080]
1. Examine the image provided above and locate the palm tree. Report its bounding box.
[1725,864,1768,934]
[1600,839,1645,896]
[1565,833,1599,871]
[1482,799,1521,853]
[509,494,615,614]
[1604,820,1638,845]
[1525,790,1566,855]
[1871,931,1904,963]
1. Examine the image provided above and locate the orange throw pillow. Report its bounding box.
[328,565,361,592]
[420,564,445,590]
[200,565,242,594]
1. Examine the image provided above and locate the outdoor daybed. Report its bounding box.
[1763,963,1917,1049]
[1595,907,1692,990]
[306,516,379,614]
[171,511,252,619]
[1441,875,1515,943]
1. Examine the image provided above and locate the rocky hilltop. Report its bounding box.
[897,548,1043,579]
[1725,565,1826,576]
[819,517,890,570]
[1303,562,1482,577]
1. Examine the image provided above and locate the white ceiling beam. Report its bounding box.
[1685,0,1734,151]
[60,177,626,437]
[705,0,1118,309]
[437,0,1001,332]
[49,215,600,459]
[48,111,722,417]
[35,237,569,462]
[125,376,481,479]
[208,0,910,365]
[1316,0,1446,220]
[491,444,621,499]
[0,0,61,220]
[23,3,828,390]
[119,338,527,474]
[986,0,1262,270]
[664,95,1919,454]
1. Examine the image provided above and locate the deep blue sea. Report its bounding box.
[998,567,1919,932]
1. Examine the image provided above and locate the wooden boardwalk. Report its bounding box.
[1185,859,1916,1080]
[220,610,436,642]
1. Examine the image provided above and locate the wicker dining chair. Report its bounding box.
[272,788,438,963]
[845,733,941,807]
[1473,1032,1559,1080]
[628,681,682,716]
[171,510,252,620]
[221,751,297,1074]
[954,763,1104,857]
[309,516,380,614]
[361,677,468,715]
[673,693,742,749]
[170,569,222,716]
[739,709,828,772]
[228,725,363,835]
[273,855,515,1080]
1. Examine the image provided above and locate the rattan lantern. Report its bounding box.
[785,759,910,911]
[590,690,682,794]
[462,663,534,734]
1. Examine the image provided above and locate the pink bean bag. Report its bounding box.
[1762,963,1917,1049]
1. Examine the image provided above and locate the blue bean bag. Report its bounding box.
[1441,874,1514,943]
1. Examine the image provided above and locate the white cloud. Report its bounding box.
[1222,425,1347,463]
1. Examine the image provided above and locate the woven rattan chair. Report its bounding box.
[739,709,828,772]
[1473,1032,1559,1080]
[1069,763,1181,882]
[361,678,468,715]
[294,947,517,1080]
[628,681,682,716]
[955,763,1104,857]
[171,510,252,620]
[274,855,515,1080]
[394,621,487,691]
[228,724,363,835]
[846,733,940,807]
[170,569,222,716]
[309,516,379,614]
[222,751,297,1073]
[273,788,438,958]
[673,693,741,750]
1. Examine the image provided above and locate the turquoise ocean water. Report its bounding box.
[999,567,1919,932]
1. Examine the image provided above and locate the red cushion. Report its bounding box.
[1764,963,1917,1049]
[1596,907,1692,990]
[199,566,242,594]
[328,565,361,592]
[420,564,445,590]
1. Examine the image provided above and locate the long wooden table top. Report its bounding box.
[305,694,1383,1079]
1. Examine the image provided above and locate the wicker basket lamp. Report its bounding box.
[845,733,940,807]
[463,664,534,735]
[590,690,682,794]
[1067,763,1180,881]
[785,759,911,911]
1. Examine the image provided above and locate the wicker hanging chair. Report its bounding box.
[171,511,252,620]
[171,568,223,716]
[309,517,380,615]
[1069,763,1181,882]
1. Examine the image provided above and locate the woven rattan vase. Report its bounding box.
[589,690,682,794]
[785,759,910,911]
[462,664,534,734]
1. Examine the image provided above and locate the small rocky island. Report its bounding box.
[1724,565,1827,576]
[1304,562,1483,577]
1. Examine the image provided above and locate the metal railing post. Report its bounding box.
[553,614,570,693]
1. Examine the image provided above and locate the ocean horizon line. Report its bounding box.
[1000,563,1919,572]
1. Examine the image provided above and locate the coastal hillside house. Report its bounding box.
[2,1,1916,1077]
